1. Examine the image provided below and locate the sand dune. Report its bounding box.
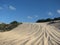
[0,23,60,45]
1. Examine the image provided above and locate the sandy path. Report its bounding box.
[0,23,60,45]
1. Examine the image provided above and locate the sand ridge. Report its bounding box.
[0,23,60,45]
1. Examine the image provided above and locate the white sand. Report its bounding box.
[0,23,60,45]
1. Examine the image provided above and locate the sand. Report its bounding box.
[0,23,60,45]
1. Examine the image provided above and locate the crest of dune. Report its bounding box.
[0,23,60,45]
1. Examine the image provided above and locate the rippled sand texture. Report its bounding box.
[0,23,60,45]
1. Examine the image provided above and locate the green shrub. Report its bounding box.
[0,21,22,32]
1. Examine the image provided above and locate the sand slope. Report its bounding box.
[0,23,60,45]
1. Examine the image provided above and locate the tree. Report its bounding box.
[54,17,60,20]
[10,21,19,24]
[46,18,53,21]
[36,17,60,23]
[36,19,45,22]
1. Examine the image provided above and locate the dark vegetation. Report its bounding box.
[36,17,60,23]
[0,21,22,32]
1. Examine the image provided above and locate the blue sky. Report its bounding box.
[0,0,60,23]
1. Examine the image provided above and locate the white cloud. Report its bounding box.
[57,10,60,14]
[27,16,33,19]
[0,6,3,10]
[48,12,52,16]
[35,15,38,18]
[9,5,16,10]
[27,15,38,19]
[0,5,16,11]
